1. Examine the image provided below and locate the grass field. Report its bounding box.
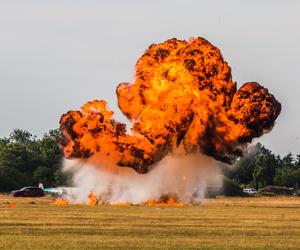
[1,196,300,249]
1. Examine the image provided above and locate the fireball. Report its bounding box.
[58,37,281,174]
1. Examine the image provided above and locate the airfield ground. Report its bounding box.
[0,196,300,249]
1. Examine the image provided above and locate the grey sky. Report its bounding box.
[0,0,299,155]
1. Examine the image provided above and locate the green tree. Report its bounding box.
[0,128,65,192]
[281,153,294,168]
[227,143,266,187]
[9,129,32,144]
[295,155,300,169]
[252,146,277,189]
[0,143,33,191]
[274,168,300,187]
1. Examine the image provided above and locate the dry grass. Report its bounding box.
[1,195,300,249]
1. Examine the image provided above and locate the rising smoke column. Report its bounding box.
[58,37,281,174]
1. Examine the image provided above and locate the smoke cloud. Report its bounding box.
[63,154,222,204]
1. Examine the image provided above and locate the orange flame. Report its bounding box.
[53,198,69,206]
[58,37,281,174]
[87,192,98,206]
[144,198,184,207]
[8,203,16,209]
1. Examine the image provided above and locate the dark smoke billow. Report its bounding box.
[58,37,281,174]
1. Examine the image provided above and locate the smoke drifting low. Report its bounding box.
[63,154,222,204]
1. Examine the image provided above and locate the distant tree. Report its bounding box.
[39,129,61,165]
[9,129,32,144]
[34,129,63,186]
[252,146,277,189]
[281,153,294,168]
[33,165,54,187]
[274,168,300,187]
[228,144,261,186]
[0,137,10,146]
[0,128,65,192]
[227,143,271,187]
[295,155,300,169]
[273,153,300,187]
[0,143,33,191]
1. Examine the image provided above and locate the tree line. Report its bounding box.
[224,143,300,189]
[0,129,299,192]
[0,129,66,192]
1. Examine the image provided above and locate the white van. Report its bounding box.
[243,188,257,195]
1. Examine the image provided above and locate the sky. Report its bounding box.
[0,0,299,155]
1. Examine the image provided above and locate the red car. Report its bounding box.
[10,187,44,197]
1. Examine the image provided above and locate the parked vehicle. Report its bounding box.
[44,187,79,196]
[43,188,62,196]
[10,187,44,197]
[243,188,257,195]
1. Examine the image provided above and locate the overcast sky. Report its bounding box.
[0,0,299,155]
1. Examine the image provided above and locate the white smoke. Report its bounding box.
[63,154,222,204]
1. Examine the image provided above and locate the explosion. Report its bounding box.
[58,37,281,175]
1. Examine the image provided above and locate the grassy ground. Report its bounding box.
[1,196,300,249]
